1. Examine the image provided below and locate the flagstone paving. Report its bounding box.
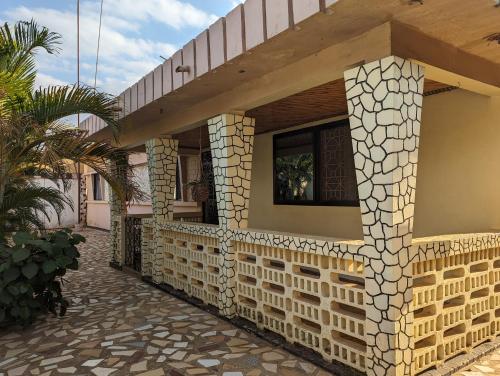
[0,228,332,376]
[454,346,500,376]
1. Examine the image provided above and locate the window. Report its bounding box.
[273,119,359,206]
[274,131,314,202]
[92,173,106,201]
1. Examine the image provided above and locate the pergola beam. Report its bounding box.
[392,21,500,96]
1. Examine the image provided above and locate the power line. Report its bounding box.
[94,0,104,89]
[77,0,81,225]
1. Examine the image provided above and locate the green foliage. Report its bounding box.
[0,229,84,326]
[276,153,314,200]
[0,19,146,241]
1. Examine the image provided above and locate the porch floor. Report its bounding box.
[0,229,329,376]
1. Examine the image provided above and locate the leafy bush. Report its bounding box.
[0,229,85,326]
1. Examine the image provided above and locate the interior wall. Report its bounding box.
[248,117,364,240]
[414,89,500,237]
[248,89,500,239]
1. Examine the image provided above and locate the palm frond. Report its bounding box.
[20,85,120,131]
[0,19,143,241]
[0,20,61,101]
[0,19,60,53]
[0,181,71,239]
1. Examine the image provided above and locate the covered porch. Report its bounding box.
[83,2,500,375]
[115,71,500,376]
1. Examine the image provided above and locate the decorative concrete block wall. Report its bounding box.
[141,217,154,277]
[161,227,222,306]
[345,56,425,376]
[208,114,255,316]
[145,137,179,284]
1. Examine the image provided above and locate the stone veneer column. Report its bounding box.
[145,137,179,284]
[344,56,424,376]
[208,114,255,317]
[79,174,87,225]
[109,155,128,265]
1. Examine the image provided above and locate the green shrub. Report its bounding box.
[0,229,85,326]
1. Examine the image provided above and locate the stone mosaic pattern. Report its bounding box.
[0,229,329,376]
[208,114,255,230]
[109,200,122,264]
[109,155,128,265]
[145,138,178,223]
[232,228,363,260]
[161,223,500,264]
[208,114,255,317]
[161,221,221,237]
[145,137,178,284]
[110,215,123,265]
[345,56,425,376]
[413,233,500,261]
[79,174,87,225]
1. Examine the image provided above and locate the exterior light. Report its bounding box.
[175,65,190,73]
[485,33,500,44]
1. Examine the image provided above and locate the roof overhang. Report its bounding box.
[84,0,500,147]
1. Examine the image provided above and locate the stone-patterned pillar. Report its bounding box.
[109,155,127,265]
[208,114,255,317]
[79,173,87,225]
[145,137,178,284]
[344,56,424,376]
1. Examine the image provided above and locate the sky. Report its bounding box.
[0,0,243,95]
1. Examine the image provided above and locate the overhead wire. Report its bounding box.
[94,0,104,89]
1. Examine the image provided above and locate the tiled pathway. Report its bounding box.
[454,346,500,376]
[0,229,330,376]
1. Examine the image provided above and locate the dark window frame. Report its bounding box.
[92,173,104,201]
[273,119,360,207]
[175,162,181,201]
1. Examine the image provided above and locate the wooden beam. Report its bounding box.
[391,21,500,95]
[99,23,392,147]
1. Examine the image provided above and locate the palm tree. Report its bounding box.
[0,20,142,241]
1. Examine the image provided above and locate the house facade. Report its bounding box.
[79,1,500,375]
[81,151,204,230]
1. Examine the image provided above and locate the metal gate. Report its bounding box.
[124,216,142,272]
[202,151,219,225]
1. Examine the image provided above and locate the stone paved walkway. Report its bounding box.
[0,229,330,376]
[454,347,500,376]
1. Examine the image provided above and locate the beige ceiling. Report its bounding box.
[174,78,453,149]
[90,0,500,148]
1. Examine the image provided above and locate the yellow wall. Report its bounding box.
[414,89,500,237]
[248,117,364,240]
[248,89,500,239]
